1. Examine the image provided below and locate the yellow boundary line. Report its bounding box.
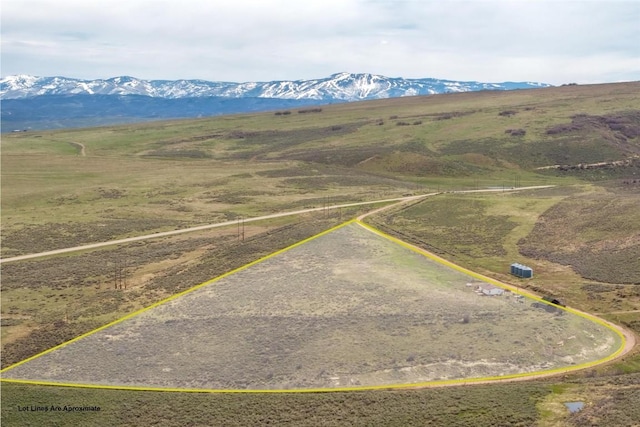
[355,221,627,363]
[0,220,354,375]
[0,219,628,393]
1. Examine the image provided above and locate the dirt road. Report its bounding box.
[0,195,426,264]
[0,185,554,264]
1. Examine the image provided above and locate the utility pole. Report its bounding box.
[114,259,119,289]
[237,217,245,242]
[123,258,128,289]
[113,257,127,290]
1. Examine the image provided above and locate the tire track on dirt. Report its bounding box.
[68,141,86,156]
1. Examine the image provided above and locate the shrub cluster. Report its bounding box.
[546,123,581,135]
[434,111,468,120]
[505,128,526,136]
[396,121,422,126]
[298,108,323,114]
[546,111,640,138]
[144,149,211,159]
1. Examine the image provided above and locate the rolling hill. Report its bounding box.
[1,81,639,426]
[1,72,551,131]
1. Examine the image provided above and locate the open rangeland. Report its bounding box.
[2,82,639,426]
[4,82,639,257]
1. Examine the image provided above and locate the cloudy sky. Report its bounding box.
[2,0,639,85]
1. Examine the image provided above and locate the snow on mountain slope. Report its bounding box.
[0,72,552,101]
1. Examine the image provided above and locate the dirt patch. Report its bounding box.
[68,141,85,156]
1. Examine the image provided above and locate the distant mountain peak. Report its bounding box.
[0,73,552,101]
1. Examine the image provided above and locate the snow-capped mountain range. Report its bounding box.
[1,72,551,101]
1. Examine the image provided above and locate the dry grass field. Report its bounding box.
[2,223,621,391]
[1,214,382,369]
[3,82,638,255]
[2,82,639,425]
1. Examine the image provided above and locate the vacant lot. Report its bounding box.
[2,222,620,390]
[1,212,375,369]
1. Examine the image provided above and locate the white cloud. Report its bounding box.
[1,0,638,84]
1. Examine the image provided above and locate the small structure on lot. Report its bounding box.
[476,283,505,296]
[511,263,533,278]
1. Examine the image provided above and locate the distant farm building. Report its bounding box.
[511,263,533,278]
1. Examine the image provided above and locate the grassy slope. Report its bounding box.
[2,82,640,426]
[3,82,638,250]
[519,186,640,284]
[366,186,640,303]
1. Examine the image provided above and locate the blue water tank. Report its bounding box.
[511,262,533,278]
